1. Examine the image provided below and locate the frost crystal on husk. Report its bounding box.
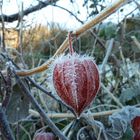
[49,53,100,116]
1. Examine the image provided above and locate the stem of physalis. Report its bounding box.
[68,32,74,55]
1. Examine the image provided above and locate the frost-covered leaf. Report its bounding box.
[119,84,140,103]
[99,22,117,39]
[76,106,140,140]
[105,106,140,140]
[6,81,30,123]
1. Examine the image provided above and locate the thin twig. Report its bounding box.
[99,38,123,108]
[0,0,59,22]
[0,0,6,51]
[2,68,12,111]
[0,106,15,140]
[12,70,68,140]
[72,0,130,36]
[19,124,31,140]
[29,108,121,118]
[100,38,114,73]
[17,2,27,68]
[38,90,49,112]
[131,36,140,50]
[53,4,84,24]
[133,0,140,10]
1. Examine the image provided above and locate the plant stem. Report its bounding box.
[68,32,74,55]
[0,107,15,140]
[12,70,68,140]
[100,38,114,73]
[29,108,121,119]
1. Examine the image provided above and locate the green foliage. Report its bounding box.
[99,22,117,39]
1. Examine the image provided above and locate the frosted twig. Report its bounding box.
[29,108,121,118]
[68,32,74,54]
[77,126,89,140]
[89,104,119,111]
[38,90,49,112]
[100,38,114,73]
[0,107,15,140]
[19,124,31,140]
[100,38,123,108]
[131,36,140,50]
[133,0,140,10]
[63,121,74,136]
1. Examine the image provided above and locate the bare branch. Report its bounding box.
[133,0,140,10]
[53,4,84,24]
[0,0,59,22]
[0,107,15,140]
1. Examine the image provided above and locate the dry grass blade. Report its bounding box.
[29,108,121,118]
[131,36,140,50]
